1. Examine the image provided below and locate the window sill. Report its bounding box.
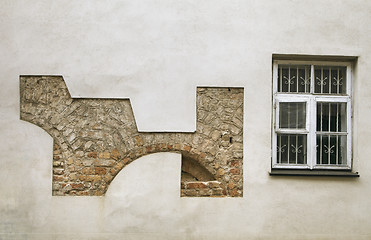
[269,169,359,177]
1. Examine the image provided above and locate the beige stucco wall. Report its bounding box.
[1,0,371,239]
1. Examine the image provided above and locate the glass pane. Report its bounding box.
[316,134,347,165]
[314,66,346,94]
[279,102,306,129]
[316,102,347,132]
[277,134,307,164]
[278,65,311,93]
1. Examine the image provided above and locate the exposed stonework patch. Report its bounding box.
[20,76,243,197]
[181,156,215,182]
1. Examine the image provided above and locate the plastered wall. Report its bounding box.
[1,0,371,239]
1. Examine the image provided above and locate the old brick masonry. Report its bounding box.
[20,76,243,197]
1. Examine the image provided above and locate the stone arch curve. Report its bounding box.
[107,144,223,197]
[108,144,216,184]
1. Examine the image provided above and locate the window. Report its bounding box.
[272,60,352,170]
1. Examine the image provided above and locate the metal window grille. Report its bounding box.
[272,61,352,170]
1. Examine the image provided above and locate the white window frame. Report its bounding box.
[272,60,352,170]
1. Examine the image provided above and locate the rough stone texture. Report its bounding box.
[20,76,243,197]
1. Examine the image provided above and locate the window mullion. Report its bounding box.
[310,64,315,94]
[308,65,316,169]
[309,97,316,169]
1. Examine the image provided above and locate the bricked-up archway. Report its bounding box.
[20,76,243,197]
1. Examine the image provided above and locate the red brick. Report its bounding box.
[87,152,97,158]
[187,182,207,189]
[110,168,117,175]
[71,183,84,190]
[230,168,240,175]
[111,148,121,160]
[230,189,239,197]
[230,160,239,167]
[146,146,153,152]
[123,158,130,164]
[95,167,106,175]
[227,182,235,189]
[183,145,191,152]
